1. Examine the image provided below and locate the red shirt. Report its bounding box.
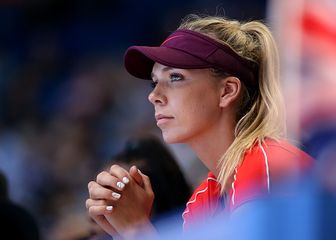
[182,139,313,230]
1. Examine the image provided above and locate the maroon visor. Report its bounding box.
[124,29,258,86]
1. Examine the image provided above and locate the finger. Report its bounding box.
[109,164,131,185]
[88,205,114,216]
[89,181,122,200]
[96,171,126,191]
[129,165,144,188]
[86,198,107,209]
[141,172,154,194]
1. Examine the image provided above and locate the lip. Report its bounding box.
[155,114,174,125]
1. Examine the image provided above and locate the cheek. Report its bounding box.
[165,92,220,141]
[159,79,222,143]
[182,98,219,126]
[178,87,219,122]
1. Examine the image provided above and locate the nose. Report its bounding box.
[148,85,167,106]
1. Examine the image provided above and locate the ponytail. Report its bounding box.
[218,21,286,192]
[179,15,286,193]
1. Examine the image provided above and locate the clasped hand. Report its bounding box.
[86,165,155,239]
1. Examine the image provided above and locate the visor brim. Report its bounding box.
[124,46,211,80]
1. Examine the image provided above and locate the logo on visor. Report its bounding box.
[160,35,183,46]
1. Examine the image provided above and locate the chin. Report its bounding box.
[161,130,191,144]
[162,136,180,144]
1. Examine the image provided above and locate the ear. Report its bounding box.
[219,76,241,108]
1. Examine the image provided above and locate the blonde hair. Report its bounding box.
[178,14,286,193]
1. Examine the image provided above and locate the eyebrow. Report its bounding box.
[150,66,173,79]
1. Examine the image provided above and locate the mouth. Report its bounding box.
[155,114,174,125]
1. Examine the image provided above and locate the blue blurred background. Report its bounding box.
[0,0,335,239]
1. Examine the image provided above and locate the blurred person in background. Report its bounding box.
[86,13,313,239]
[0,171,40,240]
[0,171,8,200]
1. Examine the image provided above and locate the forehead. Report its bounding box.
[151,63,173,76]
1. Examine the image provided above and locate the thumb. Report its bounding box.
[129,165,144,188]
[140,170,153,193]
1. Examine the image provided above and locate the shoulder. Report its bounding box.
[240,139,313,178]
[230,139,314,210]
[259,139,313,178]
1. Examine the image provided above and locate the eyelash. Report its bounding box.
[170,73,184,81]
[150,73,184,89]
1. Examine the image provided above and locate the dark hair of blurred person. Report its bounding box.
[0,171,40,240]
[0,171,8,200]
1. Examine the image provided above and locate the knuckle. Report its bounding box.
[85,199,91,208]
[109,164,120,173]
[90,187,99,199]
[96,171,108,182]
[88,181,95,190]
[143,175,150,181]
[88,206,97,216]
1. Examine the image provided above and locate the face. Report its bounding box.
[148,63,223,144]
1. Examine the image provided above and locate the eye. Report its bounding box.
[150,81,158,89]
[170,72,184,82]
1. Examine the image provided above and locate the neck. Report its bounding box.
[186,117,235,178]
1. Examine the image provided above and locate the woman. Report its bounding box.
[86,14,313,239]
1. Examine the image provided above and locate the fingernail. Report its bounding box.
[138,169,142,174]
[122,177,129,184]
[106,206,113,211]
[117,181,125,189]
[112,192,121,199]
